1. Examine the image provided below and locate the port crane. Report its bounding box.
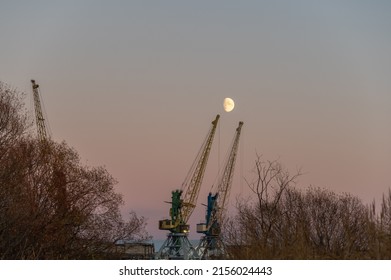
[196,121,243,259]
[156,115,220,259]
[31,79,67,215]
[31,79,50,142]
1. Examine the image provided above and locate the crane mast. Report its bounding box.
[181,114,220,225]
[196,121,243,259]
[156,114,220,259]
[31,79,49,142]
[31,79,68,248]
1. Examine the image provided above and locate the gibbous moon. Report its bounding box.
[223,98,235,112]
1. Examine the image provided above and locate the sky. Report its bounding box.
[1,0,391,240]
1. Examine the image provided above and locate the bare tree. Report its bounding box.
[375,189,391,258]
[224,155,378,259]
[303,188,372,259]
[224,155,302,259]
[0,82,30,159]
[0,82,150,259]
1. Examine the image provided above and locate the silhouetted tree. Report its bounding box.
[223,155,302,259]
[223,155,383,259]
[376,189,391,258]
[0,81,150,259]
[0,82,29,158]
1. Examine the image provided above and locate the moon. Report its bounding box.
[223,97,235,112]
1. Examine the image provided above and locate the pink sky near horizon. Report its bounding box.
[1,1,391,240]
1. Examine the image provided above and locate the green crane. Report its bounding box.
[156,114,220,259]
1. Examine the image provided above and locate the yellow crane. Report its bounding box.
[196,121,243,259]
[156,114,220,259]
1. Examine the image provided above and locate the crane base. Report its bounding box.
[196,236,226,260]
[155,233,199,260]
